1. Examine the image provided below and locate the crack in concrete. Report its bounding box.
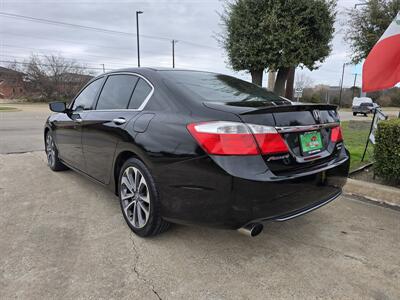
[283,236,385,271]
[129,235,162,300]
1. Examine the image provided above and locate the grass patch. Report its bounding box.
[341,120,373,171]
[0,106,18,112]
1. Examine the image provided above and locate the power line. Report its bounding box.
[0,31,136,53]
[0,11,220,50]
[0,59,111,71]
[0,53,133,68]
[1,44,136,63]
[1,42,217,61]
[0,11,169,41]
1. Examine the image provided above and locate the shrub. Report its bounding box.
[374,118,400,183]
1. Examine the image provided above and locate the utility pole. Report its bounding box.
[338,63,346,108]
[136,10,143,67]
[352,73,358,99]
[101,64,105,73]
[171,40,178,68]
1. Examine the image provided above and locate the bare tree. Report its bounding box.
[6,60,21,72]
[23,54,92,101]
[295,73,314,90]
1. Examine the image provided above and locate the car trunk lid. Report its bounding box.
[204,101,343,175]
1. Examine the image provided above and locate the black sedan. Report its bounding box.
[44,68,349,237]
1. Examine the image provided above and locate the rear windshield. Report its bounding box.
[161,71,288,105]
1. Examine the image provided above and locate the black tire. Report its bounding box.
[364,113,368,117]
[118,158,170,237]
[353,112,357,116]
[45,131,68,171]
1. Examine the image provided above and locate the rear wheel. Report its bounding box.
[45,132,68,171]
[118,158,170,237]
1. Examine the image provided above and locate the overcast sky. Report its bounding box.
[0,0,361,87]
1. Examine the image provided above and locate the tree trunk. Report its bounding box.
[285,67,295,100]
[250,69,263,86]
[273,67,290,96]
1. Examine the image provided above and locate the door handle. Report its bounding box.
[113,118,126,125]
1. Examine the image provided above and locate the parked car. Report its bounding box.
[44,68,350,237]
[352,97,379,116]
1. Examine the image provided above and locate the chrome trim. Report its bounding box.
[112,118,126,125]
[101,71,154,111]
[275,122,340,133]
[70,71,154,113]
[83,109,141,112]
[272,192,341,221]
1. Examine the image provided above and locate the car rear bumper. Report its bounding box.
[157,152,349,229]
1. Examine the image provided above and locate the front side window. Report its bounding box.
[128,78,152,109]
[72,78,103,111]
[96,75,139,110]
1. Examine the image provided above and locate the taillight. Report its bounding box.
[187,121,288,156]
[247,124,289,154]
[330,126,343,142]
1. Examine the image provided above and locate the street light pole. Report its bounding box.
[172,40,177,68]
[352,73,358,99]
[136,10,143,67]
[338,63,346,108]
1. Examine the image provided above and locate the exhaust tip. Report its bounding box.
[238,223,264,237]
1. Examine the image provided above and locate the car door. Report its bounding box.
[82,74,153,184]
[54,77,104,172]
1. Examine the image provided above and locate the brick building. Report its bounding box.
[0,67,27,99]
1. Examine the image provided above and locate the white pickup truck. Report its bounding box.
[352,97,379,116]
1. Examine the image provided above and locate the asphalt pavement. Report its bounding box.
[0,104,49,154]
[1,103,399,299]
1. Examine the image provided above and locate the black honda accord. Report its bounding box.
[44,68,349,237]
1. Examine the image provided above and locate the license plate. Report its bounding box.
[300,131,323,154]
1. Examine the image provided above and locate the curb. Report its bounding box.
[344,178,400,208]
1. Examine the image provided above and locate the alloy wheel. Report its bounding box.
[120,166,150,229]
[46,134,55,167]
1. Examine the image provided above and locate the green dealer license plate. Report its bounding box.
[300,131,323,154]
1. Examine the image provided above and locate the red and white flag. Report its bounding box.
[362,12,400,92]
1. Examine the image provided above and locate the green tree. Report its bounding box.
[219,0,336,95]
[345,0,400,64]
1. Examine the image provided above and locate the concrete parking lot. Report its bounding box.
[1,103,400,299]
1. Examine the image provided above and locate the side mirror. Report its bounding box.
[49,102,67,113]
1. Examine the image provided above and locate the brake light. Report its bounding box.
[330,126,343,142]
[247,124,289,154]
[187,121,288,155]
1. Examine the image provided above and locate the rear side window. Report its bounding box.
[361,102,372,107]
[72,78,103,111]
[96,75,138,110]
[128,78,152,109]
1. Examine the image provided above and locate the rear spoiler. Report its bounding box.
[241,104,338,115]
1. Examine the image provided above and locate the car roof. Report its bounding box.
[105,67,212,73]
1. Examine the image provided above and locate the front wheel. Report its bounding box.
[118,158,170,237]
[353,112,357,116]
